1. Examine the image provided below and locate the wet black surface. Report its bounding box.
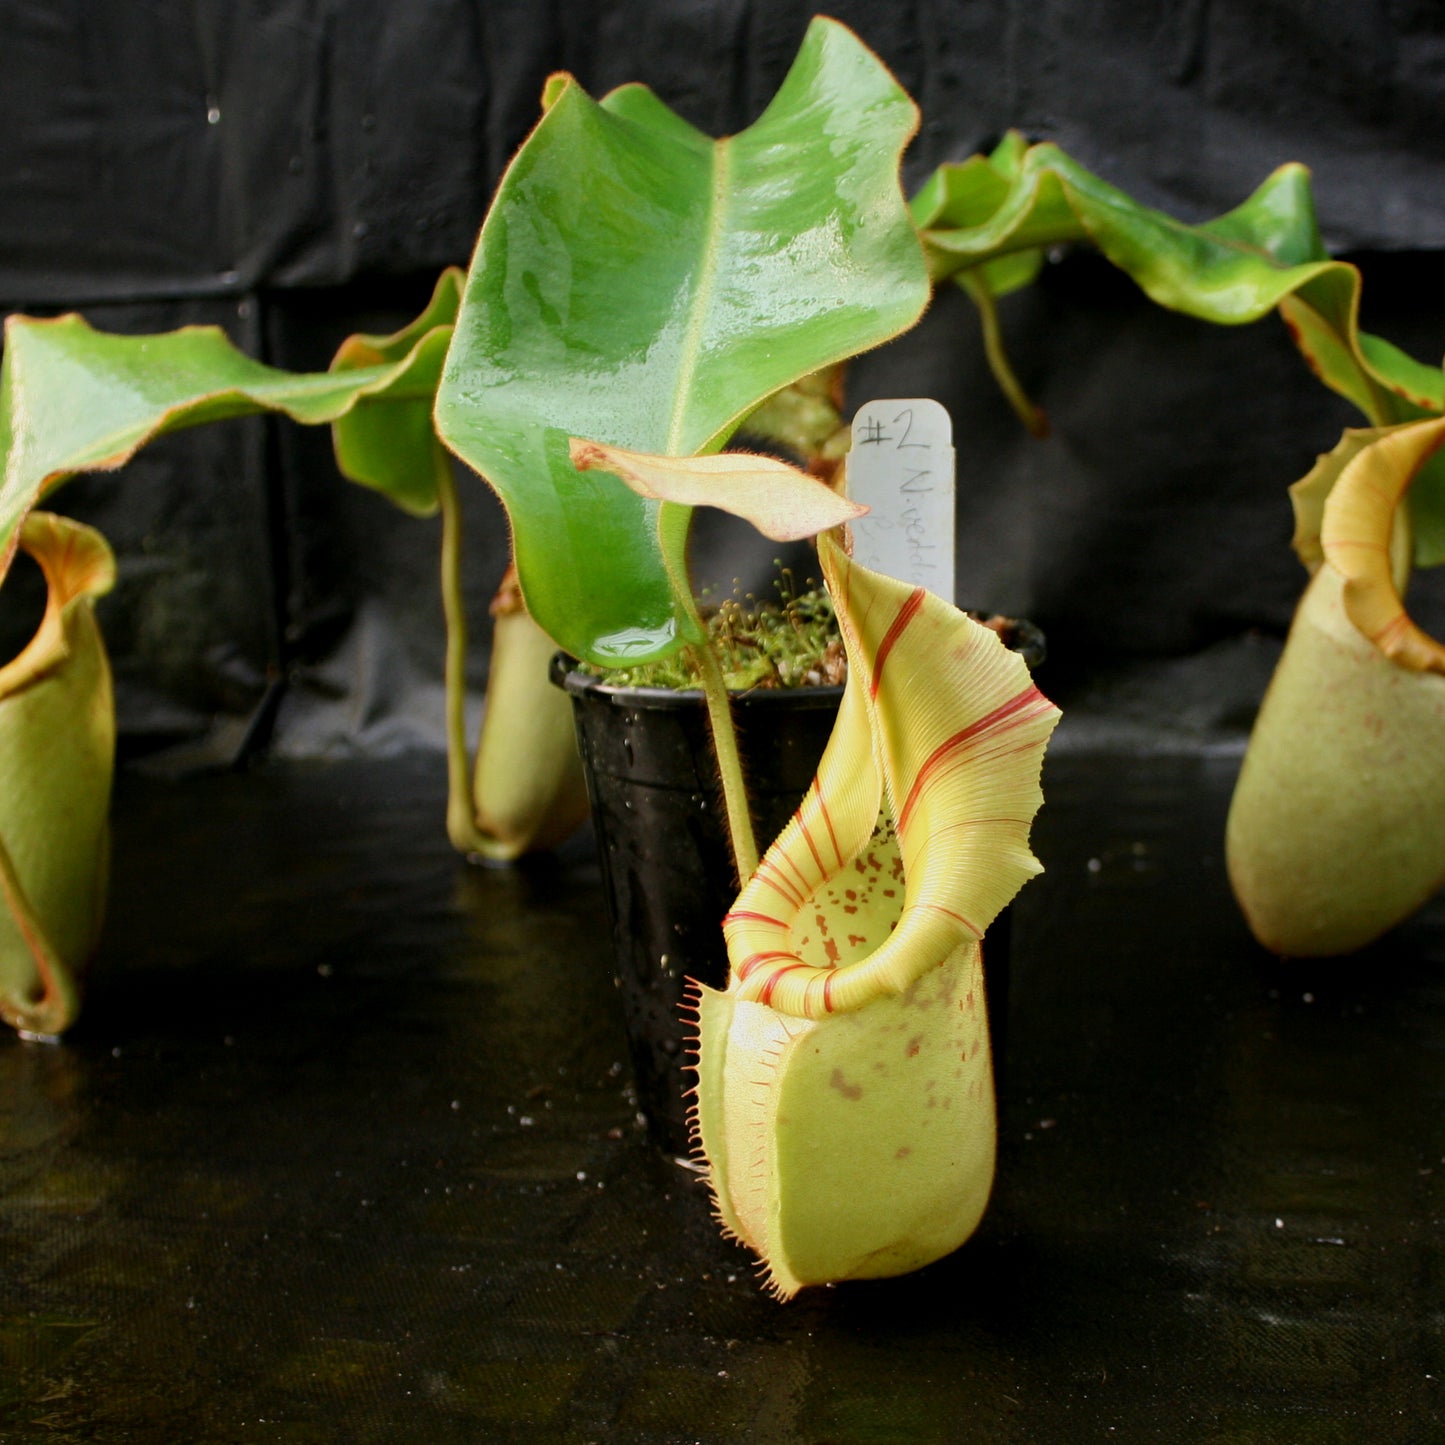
[3,746,1445,1442]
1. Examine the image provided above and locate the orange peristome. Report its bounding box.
[1320,415,1445,674]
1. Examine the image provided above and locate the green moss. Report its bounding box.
[585,577,843,691]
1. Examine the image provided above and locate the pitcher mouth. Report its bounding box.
[0,549,46,674]
[0,513,116,702]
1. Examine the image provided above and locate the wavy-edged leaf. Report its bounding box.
[695,530,1060,1297]
[569,438,865,541]
[916,140,1418,400]
[917,136,1445,560]
[921,143,1335,317]
[911,131,1046,299]
[0,513,115,1036]
[0,302,457,581]
[434,17,930,668]
[327,267,466,515]
[597,79,712,149]
[909,133,1052,433]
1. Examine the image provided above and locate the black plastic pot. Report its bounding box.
[551,657,840,1153]
[551,618,1042,1155]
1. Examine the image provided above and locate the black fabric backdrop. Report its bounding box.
[1,0,1442,755]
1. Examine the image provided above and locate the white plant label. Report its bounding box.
[844,398,955,601]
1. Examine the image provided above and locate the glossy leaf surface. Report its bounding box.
[434,17,930,668]
[695,530,1060,1297]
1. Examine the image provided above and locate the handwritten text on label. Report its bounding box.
[845,399,955,601]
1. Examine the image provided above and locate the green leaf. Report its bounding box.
[597,80,711,149]
[917,137,1445,562]
[1405,451,1445,566]
[908,133,1049,431]
[434,17,930,668]
[1357,332,1445,415]
[920,145,1335,316]
[910,133,1045,298]
[328,267,466,515]
[0,302,457,580]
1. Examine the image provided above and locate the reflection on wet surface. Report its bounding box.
[2,749,1443,1440]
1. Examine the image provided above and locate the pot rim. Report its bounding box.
[548,652,845,712]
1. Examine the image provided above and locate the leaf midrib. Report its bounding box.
[664,135,733,456]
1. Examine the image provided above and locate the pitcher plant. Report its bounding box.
[1227,415,1445,954]
[0,513,114,1037]
[696,529,1060,1298]
[911,132,1445,952]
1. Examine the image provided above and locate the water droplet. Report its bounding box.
[206,105,221,125]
